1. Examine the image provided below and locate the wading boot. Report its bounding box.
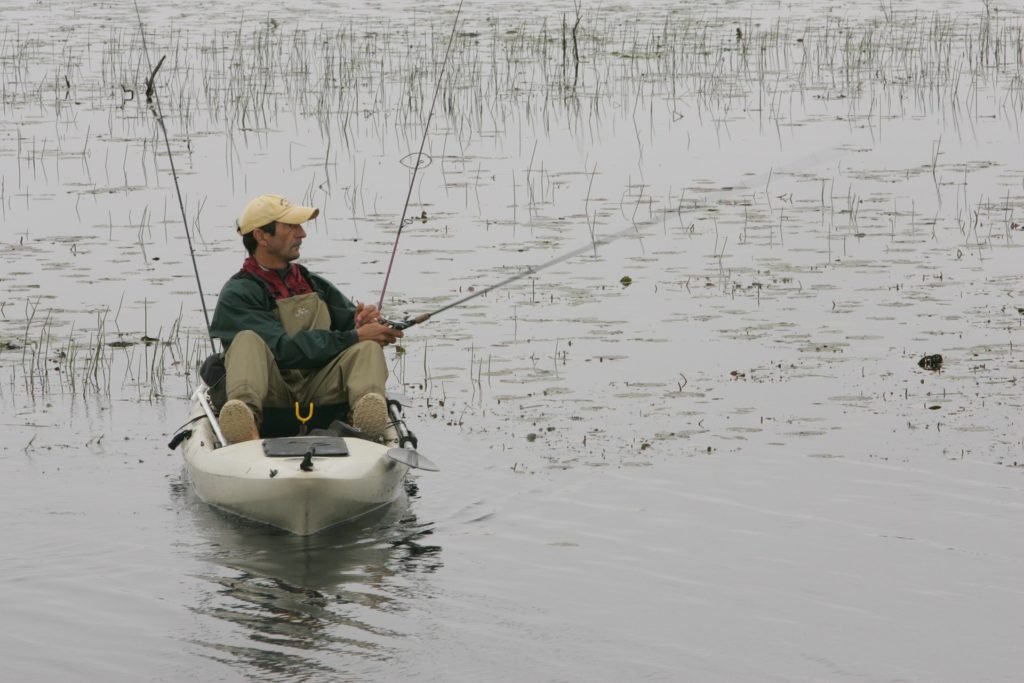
[351,393,390,441]
[219,399,260,444]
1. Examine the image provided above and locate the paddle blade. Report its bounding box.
[387,447,439,472]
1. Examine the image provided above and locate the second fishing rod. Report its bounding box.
[377,0,464,313]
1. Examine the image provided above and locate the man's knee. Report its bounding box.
[232,330,266,347]
[347,340,388,372]
[226,330,269,356]
[351,339,385,357]
[341,340,387,381]
[225,331,275,374]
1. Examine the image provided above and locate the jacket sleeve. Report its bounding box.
[210,277,359,370]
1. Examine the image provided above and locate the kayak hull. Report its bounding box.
[180,395,409,535]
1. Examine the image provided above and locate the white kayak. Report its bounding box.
[172,388,437,535]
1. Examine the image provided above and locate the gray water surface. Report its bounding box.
[3,1,1024,681]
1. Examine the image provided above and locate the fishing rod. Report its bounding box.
[378,128,854,331]
[381,221,646,331]
[133,0,217,355]
[377,0,464,312]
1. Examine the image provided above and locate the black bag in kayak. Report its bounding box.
[200,352,227,410]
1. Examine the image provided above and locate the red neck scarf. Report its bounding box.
[240,256,313,300]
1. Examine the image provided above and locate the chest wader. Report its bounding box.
[224,292,389,436]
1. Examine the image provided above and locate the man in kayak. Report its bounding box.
[210,194,403,444]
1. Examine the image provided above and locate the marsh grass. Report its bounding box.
[8,8,1022,159]
[3,9,1024,257]
[0,294,194,401]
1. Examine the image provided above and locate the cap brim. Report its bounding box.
[279,206,319,225]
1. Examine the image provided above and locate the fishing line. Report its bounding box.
[133,0,217,355]
[377,0,465,312]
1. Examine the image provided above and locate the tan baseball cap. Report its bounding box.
[237,194,320,235]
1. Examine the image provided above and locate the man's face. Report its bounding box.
[259,221,306,263]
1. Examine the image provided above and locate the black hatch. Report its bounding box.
[263,436,350,458]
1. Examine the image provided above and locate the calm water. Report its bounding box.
[2,1,1024,681]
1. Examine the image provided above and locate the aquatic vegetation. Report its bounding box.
[1,4,1024,462]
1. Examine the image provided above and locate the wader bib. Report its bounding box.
[224,292,387,420]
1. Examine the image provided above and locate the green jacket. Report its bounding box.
[210,266,360,370]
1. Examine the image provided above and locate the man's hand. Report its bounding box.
[354,301,379,328]
[357,320,404,346]
[354,301,403,345]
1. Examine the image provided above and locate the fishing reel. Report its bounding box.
[380,313,430,331]
[380,317,413,330]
